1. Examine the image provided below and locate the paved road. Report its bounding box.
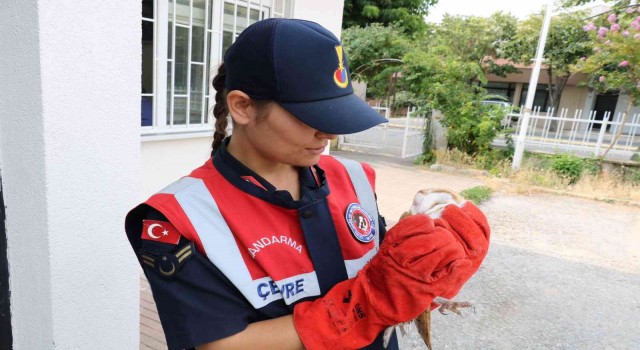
[339,125,424,158]
[395,193,640,350]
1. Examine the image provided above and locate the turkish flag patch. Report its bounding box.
[141,220,181,245]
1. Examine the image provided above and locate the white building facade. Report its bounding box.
[0,0,345,348]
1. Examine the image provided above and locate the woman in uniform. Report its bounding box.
[125,18,489,350]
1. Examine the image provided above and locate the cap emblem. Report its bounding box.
[333,46,349,89]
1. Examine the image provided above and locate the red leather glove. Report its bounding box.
[408,189,490,299]
[293,215,471,350]
[434,202,490,297]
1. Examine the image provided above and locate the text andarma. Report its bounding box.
[248,235,303,258]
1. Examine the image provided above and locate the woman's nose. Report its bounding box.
[316,131,337,140]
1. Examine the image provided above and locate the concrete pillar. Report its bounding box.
[431,110,448,150]
[513,83,524,107]
[580,89,598,132]
[0,1,140,348]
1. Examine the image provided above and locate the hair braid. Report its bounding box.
[211,63,229,156]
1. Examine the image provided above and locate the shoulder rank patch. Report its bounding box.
[142,220,181,245]
[139,243,194,279]
[345,203,376,244]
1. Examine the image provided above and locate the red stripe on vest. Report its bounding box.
[146,193,206,254]
[360,162,376,190]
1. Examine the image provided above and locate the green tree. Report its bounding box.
[342,11,518,157]
[342,0,438,34]
[432,13,520,80]
[392,13,518,156]
[561,0,634,8]
[342,24,410,97]
[574,5,640,156]
[503,11,593,114]
[401,49,504,156]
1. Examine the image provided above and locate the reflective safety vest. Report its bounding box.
[144,155,380,309]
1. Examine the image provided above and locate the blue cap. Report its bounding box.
[224,18,388,135]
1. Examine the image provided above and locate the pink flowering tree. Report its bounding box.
[574,5,640,156]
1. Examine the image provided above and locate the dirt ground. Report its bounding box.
[333,150,640,349]
[397,193,640,350]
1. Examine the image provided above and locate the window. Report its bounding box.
[484,82,517,104]
[222,3,265,55]
[519,83,551,111]
[141,0,294,135]
[141,0,155,127]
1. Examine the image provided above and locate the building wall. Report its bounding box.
[1,0,140,348]
[558,86,590,115]
[0,2,52,347]
[140,0,346,199]
[141,136,213,197]
[612,94,640,134]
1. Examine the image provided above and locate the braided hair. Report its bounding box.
[211,63,229,156]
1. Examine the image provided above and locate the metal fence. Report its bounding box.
[401,107,428,158]
[496,107,640,161]
[339,104,640,162]
[338,106,390,150]
[338,107,428,158]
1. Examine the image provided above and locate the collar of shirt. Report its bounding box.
[212,137,329,209]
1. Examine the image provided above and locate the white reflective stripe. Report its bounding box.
[335,157,380,249]
[169,178,322,308]
[247,271,321,306]
[344,247,377,278]
[159,176,201,195]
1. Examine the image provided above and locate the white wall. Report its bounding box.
[141,137,213,197]
[0,0,140,348]
[293,0,345,37]
[0,1,52,347]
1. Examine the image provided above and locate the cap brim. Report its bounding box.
[279,93,388,135]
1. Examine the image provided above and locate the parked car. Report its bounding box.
[481,100,511,108]
[481,100,519,127]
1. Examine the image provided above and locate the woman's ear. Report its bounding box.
[226,90,254,125]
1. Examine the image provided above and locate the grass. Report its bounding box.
[460,186,494,204]
[431,149,640,205]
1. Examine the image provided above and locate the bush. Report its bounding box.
[623,167,640,185]
[416,113,436,165]
[551,154,585,184]
[415,152,436,165]
[475,149,512,170]
[460,186,494,204]
[583,157,602,176]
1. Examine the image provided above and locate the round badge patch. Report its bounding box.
[345,203,376,243]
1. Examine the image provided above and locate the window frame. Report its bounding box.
[141,0,294,139]
[519,83,552,111]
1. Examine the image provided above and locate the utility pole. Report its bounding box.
[512,0,554,170]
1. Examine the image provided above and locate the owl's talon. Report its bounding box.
[437,300,473,316]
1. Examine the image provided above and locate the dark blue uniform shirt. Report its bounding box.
[125,139,398,350]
